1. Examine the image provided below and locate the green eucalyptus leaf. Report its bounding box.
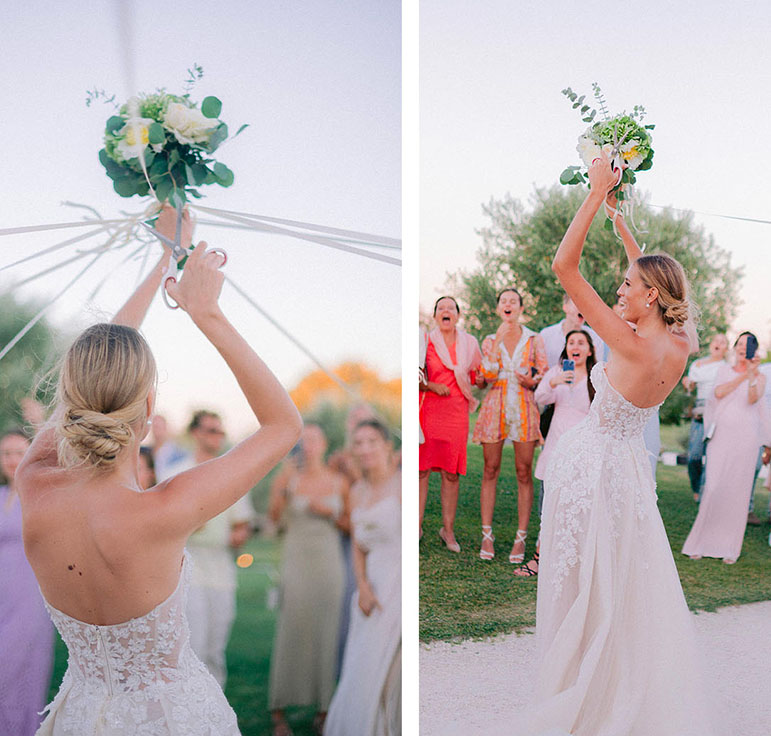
[201,96,222,119]
[560,168,577,185]
[155,177,173,203]
[233,123,249,138]
[113,177,138,197]
[148,122,165,144]
[187,189,203,198]
[213,162,234,187]
[191,163,209,186]
[603,217,615,231]
[106,116,124,134]
[170,190,186,209]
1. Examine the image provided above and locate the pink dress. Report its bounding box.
[533,367,592,481]
[420,340,477,474]
[682,364,766,561]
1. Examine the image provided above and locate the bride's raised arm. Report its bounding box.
[147,240,302,537]
[111,205,188,328]
[604,188,644,265]
[551,154,640,359]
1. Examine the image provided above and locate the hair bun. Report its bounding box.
[662,300,689,327]
[58,408,133,469]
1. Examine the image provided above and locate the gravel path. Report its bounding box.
[420,601,771,735]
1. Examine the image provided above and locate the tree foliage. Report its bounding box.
[0,293,61,433]
[448,185,744,424]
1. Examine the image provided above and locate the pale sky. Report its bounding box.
[0,0,400,438]
[420,0,771,348]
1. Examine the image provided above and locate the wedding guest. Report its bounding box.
[515,330,597,577]
[137,446,156,490]
[540,292,604,367]
[268,423,347,736]
[747,360,771,523]
[328,403,376,677]
[681,334,729,501]
[159,410,254,687]
[325,419,401,736]
[0,428,54,736]
[150,414,186,479]
[682,332,767,563]
[419,296,482,552]
[472,288,548,562]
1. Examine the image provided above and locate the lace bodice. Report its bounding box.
[585,362,661,440]
[542,362,661,601]
[39,550,240,734]
[44,554,194,696]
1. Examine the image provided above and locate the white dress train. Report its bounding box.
[37,551,240,735]
[517,362,716,736]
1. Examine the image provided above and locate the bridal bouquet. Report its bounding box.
[91,69,246,207]
[559,83,654,194]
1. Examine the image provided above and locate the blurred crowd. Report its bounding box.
[1,398,401,736]
[420,289,771,571]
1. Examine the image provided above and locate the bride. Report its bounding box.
[17,206,302,735]
[518,154,717,735]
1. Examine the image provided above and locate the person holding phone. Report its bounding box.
[472,288,548,562]
[682,331,767,563]
[513,330,597,577]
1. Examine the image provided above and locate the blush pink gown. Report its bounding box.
[682,363,766,561]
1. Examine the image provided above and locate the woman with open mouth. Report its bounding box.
[513,328,597,578]
[419,296,482,552]
[472,288,548,563]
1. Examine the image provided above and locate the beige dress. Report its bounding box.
[268,478,344,710]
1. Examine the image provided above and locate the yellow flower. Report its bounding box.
[125,123,149,146]
[621,146,639,161]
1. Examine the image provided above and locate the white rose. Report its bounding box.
[576,135,600,167]
[163,102,217,145]
[115,117,155,161]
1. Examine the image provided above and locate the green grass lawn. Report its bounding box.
[419,442,771,642]
[46,536,320,736]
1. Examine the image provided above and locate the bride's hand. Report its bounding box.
[165,241,225,322]
[155,204,194,257]
[588,151,620,198]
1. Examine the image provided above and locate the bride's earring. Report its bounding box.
[645,302,651,308]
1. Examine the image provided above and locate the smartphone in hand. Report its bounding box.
[746,334,758,361]
[562,359,575,383]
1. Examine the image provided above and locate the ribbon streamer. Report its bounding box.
[191,205,400,266]
[0,251,106,362]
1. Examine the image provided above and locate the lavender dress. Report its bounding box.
[0,485,54,735]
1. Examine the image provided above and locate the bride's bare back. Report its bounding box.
[18,211,301,626]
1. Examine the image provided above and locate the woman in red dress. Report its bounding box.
[419,296,482,551]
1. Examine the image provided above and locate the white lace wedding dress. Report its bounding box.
[37,551,240,735]
[518,362,717,736]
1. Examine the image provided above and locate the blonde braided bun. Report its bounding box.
[635,253,699,351]
[55,323,156,470]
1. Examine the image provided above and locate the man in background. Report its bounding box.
[159,410,253,687]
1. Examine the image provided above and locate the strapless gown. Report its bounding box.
[37,551,240,735]
[516,362,717,736]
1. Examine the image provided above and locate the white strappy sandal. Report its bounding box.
[479,525,495,560]
[509,529,528,563]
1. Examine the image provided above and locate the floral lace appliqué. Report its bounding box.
[545,363,659,599]
[39,551,240,735]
